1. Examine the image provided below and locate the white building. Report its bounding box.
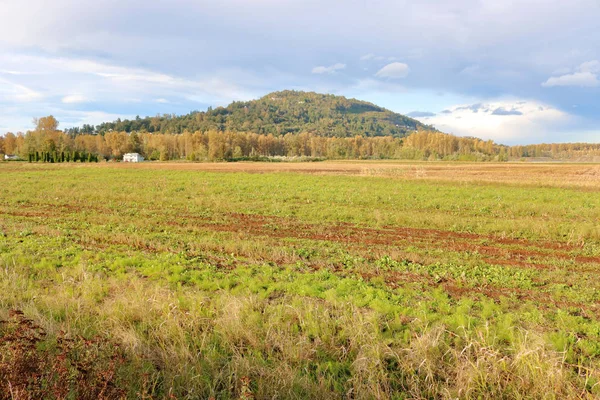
[4,154,19,161]
[123,153,144,162]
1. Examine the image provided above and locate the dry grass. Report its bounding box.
[4,278,597,399]
[26,160,600,189]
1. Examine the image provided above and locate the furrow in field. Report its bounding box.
[174,212,600,268]
[2,202,599,271]
[54,233,600,317]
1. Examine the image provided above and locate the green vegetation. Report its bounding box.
[26,150,99,163]
[1,108,506,162]
[1,162,599,399]
[77,91,432,137]
[3,92,600,163]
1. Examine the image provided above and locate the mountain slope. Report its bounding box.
[86,90,432,137]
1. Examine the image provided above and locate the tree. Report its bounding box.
[104,131,128,158]
[3,132,17,154]
[33,116,59,133]
[128,132,142,153]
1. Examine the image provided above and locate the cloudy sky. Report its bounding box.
[1,0,599,144]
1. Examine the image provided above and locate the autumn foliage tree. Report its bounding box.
[5,112,600,163]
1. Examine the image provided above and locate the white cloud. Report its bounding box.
[0,69,33,75]
[0,52,265,132]
[155,98,169,103]
[41,57,178,85]
[542,72,599,87]
[542,60,600,88]
[360,54,374,61]
[579,60,600,74]
[418,100,573,144]
[0,53,258,106]
[0,76,43,102]
[311,63,346,74]
[62,94,88,104]
[0,103,135,133]
[375,62,410,79]
[57,110,137,128]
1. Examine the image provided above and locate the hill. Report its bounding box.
[73,91,432,137]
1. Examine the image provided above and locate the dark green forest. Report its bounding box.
[65,91,432,137]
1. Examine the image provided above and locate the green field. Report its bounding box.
[1,162,600,399]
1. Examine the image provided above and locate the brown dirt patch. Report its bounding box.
[4,200,598,270]
[169,212,600,269]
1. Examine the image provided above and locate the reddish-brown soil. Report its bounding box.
[3,200,599,315]
[3,202,599,270]
[172,212,600,267]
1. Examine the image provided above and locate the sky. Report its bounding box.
[0,0,599,145]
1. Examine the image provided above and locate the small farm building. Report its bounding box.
[123,153,144,162]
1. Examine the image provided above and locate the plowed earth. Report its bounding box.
[2,201,596,267]
[2,200,599,315]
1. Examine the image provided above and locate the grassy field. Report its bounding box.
[1,161,600,399]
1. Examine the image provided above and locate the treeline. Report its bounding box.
[27,151,99,163]
[1,121,504,162]
[507,143,600,159]
[401,131,507,161]
[64,90,431,138]
[3,116,600,162]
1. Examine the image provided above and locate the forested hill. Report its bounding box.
[70,91,432,137]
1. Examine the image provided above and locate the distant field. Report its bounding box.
[92,160,600,188]
[1,161,600,399]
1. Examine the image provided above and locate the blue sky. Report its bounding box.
[0,0,599,144]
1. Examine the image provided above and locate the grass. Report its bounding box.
[1,161,600,399]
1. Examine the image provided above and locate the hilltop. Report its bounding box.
[76,91,432,137]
